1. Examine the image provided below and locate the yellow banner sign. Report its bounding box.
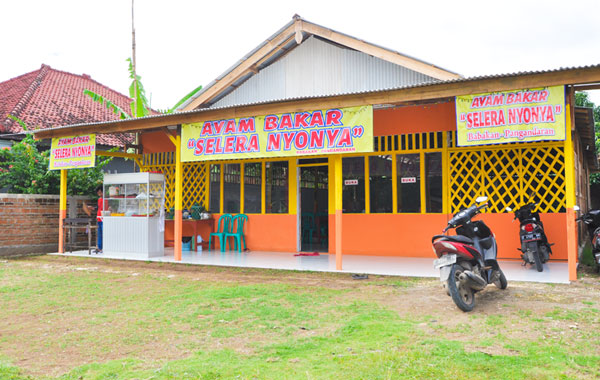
[455,86,565,146]
[181,105,373,161]
[49,134,96,170]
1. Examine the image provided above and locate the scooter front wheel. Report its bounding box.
[448,263,475,312]
[493,269,508,290]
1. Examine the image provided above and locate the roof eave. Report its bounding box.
[33,65,600,141]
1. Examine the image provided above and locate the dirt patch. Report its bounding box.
[1,255,600,377]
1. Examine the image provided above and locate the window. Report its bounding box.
[425,152,443,213]
[244,163,262,213]
[209,164,220,213]
[397,154,421,213]
[265,161,288,213]
[223,163,241,213]
[369,155,393,213]
[342,157,365,213]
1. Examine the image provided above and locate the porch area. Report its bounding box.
[48,249,570,284]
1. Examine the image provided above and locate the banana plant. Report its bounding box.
[84,58,202,117]
[82,89,131,119]
[84,57,150,119]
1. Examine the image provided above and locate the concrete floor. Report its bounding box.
[49,248,570,284]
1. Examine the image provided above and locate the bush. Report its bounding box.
[0,134,112,196]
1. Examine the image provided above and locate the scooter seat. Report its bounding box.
[433,234,474,245]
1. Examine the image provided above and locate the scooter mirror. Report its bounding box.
[505,207,512,212]
[476,196,488,203]
[573,205,580,211]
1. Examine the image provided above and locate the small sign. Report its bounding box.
[401,177,417,184]
[49,134,96,170]
[344,179,359,186]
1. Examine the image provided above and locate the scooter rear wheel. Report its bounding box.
[448,263,475,312]
[527,242,544,272]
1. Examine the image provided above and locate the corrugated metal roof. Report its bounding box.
[211,36,438,108]
[178,15,460,110]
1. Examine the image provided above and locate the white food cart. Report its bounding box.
[102,172,165,257]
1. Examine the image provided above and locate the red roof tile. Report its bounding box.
[0,64,135,146]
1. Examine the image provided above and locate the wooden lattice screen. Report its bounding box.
[140,152,208,210]
[449,144,566,213]
[140,137,566,215]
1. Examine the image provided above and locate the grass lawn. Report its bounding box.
[0,256,599,379]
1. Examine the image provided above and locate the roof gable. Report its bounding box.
[0,65,134,146]
[211,36,439,108]
[181,16,461,111]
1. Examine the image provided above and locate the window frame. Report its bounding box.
[340,132,446,215]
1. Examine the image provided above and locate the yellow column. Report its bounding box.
[219,164,224,213]
[392,154,397,214]
[261,162,266,214]
[289,159,297,215]
[565,99,577,281]
[442,132,450,215]
[364,156,370,214]
[240,163,245,213]
[174,133,183,261]
[58,169,67,253]
[419,152,426,213]
[334,155,343,270]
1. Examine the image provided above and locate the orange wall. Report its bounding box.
[328,213,568,260]
[141,130,175,153]
[475,213,568,261]
[207,214,297,252]
[166,212,568,260]
[245,214,297,251]
[373,101,456,136]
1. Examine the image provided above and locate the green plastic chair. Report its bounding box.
[301,212,315,247]
[226,214,248,252]
[209,214,232,252]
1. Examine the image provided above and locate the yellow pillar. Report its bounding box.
[334,155,343,270]
[174,133,183,261]
[240,163,245,213]
[58,169,67,253]
[565,98,577,281]
[392,154,398,214]
[442,131,450,215]
[289,159,297,215]
[261,162,266,214]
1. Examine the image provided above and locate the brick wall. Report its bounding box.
[0,194,90,257]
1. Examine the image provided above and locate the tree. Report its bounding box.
[0,117,112,195]
[575,92,600,184]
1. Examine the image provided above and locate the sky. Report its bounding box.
[2,0,599,110]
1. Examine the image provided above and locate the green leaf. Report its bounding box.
[83,89,131,119]
[127,57,151,118]
[171,84,203,111]
[6,114,28,131]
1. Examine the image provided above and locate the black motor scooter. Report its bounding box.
[575,206,600,273]
[506,202,553,272]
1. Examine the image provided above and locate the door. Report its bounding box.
[299,165,329,252]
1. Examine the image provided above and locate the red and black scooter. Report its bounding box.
[432,196,508,312]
